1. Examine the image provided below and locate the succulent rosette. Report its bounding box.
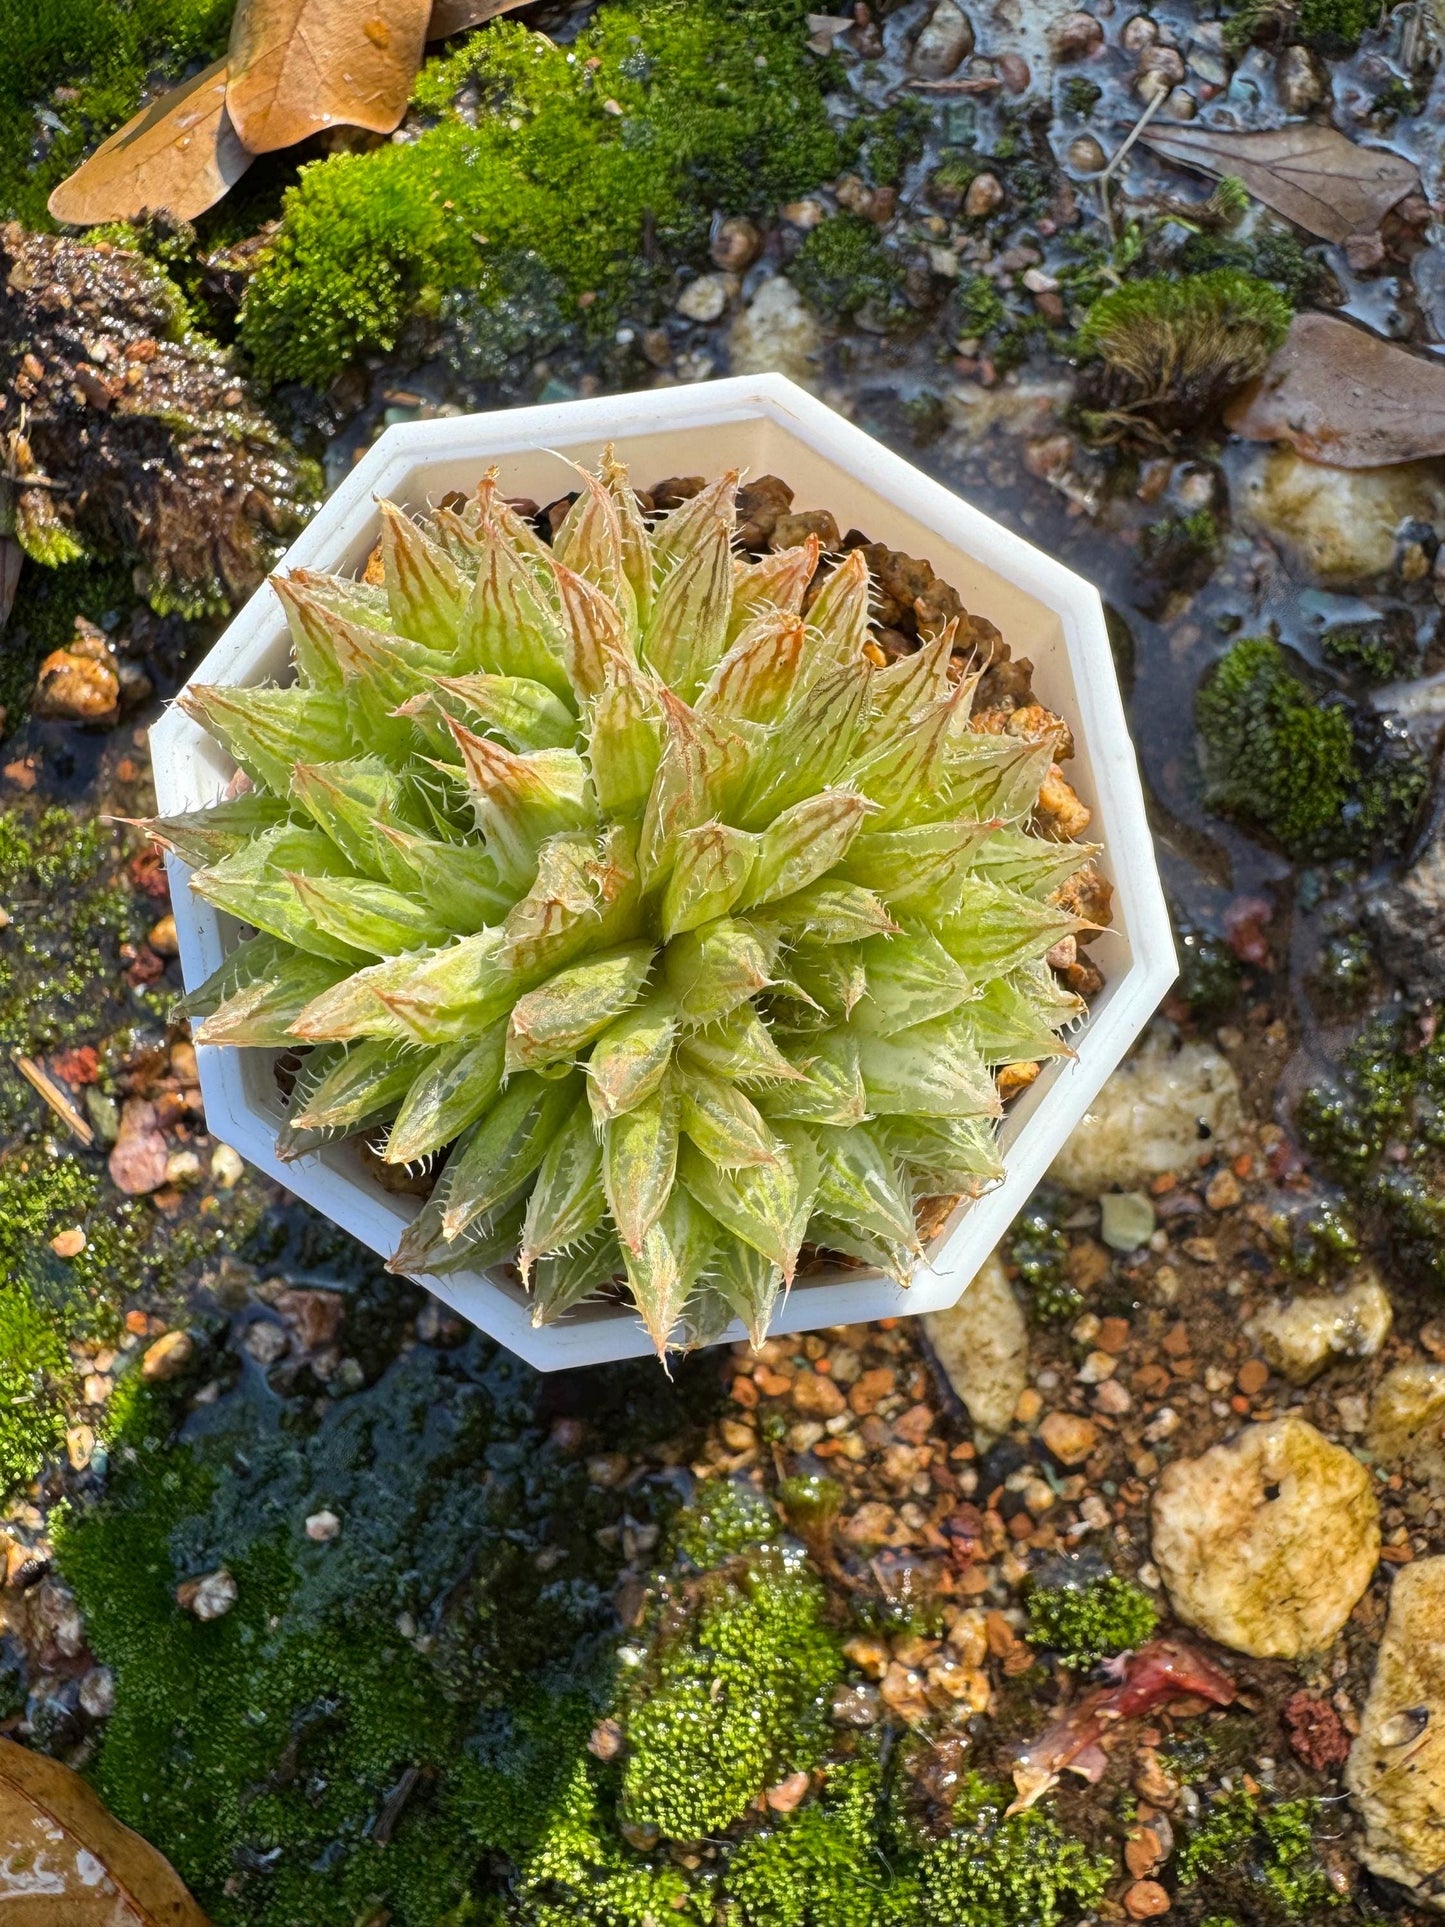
[156,454,1096,1353]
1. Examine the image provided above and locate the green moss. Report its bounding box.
[514,1753,708,1926]
[902,1775,1113,1927]
[1195,637,1427,860]
[953,273,1010,342]
[1027,1573,1159,1669]
[791,213,907,328]
[1321,615,1419,686]
[1173,917,1244,1017]
[240,0,843,387]
[674,1478,779,1568]
[1077,270,1291,429]
[1179,1791,1339,1922]
[0,0,232,228]
[621,1548,842,1839]
[863,100,931,188]
[1059,75,1103,115]
[1009,1197,1083,1325]
[722,1755,883,1927]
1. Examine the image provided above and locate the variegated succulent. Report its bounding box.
[157,453,1098,1354]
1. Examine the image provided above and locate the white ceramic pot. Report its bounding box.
[151,374,1175,1369]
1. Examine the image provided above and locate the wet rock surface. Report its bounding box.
[1348,1557,1445,1906]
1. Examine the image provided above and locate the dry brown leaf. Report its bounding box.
[1140,122,1418,244]
[226,0,432,153]
[47,59,251,227]
[426,0,531,38]
[1226,310,1445,467]
[0,1735,213,1924]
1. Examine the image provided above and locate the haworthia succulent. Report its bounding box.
[170,449,1102,1355]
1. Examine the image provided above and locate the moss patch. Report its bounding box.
[1027,1572,1159,1670]
[240,0,843,388]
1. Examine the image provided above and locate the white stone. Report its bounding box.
[923,1253,1029,1444]
[1244,1270,1394,1384]
[1236,447,1445,587]
[675,274,729,324]
[1150,1415,1379,1658]
[1050,1026,1243,1195]
[189,1568,238,1621]
[305,1509,342,1543]
[1368,1362,1445,1486]
[728,279,823,386]
[1347,1556,1445,1908]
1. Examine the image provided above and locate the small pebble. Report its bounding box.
[963,172,1004,219]
[1125,1877,1172,1917]
[675,274,729,323]
[147,913,179,957]
[179,1567,237,1620]
[141,1330,194,1382]
[211,1144,244,1188]
[49,1226,86,1259]
[305,1509,341,1542]
[244,1320,289,1366]
[1101,1191,1157,1251]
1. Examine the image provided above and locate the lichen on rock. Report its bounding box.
[1150,1415,1379,1658]
[1366,1361,1445,1487]
[1048,1026,1243,1196]
[1243,1269,1393,1385]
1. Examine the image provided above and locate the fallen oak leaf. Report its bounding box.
[1140,121,1418,244]
[427,0,532,38]
[227,0,432,153]
[0,1734,213,1923]
[1227,310,1445,468]
[47,58,251,227]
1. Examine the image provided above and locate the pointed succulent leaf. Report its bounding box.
[176,930,295,1020]
[177,684,352,797]
[446,720,596,887]
[384,1023,507,1165]
[868,627,956,728]
[288,1039,429,1134]
[951,972,1078,1064]
[676,1282,743,1352]
[677,1135,806,1280]
[603,1083,679,1253]
[551,558,638,702]
[841,818,999,918]
[473,468,554,563]
[806,548,871,663]
[739,662,871,824]
[519,1097,607,1275]
[552,468,634,615]
[149,791,292,869]
[736,788,871,910]
[676,1065,781,1168]
[271,570,390,689]
[783,944,867,1020]
[727,538,818,641]
[191,945,351,1048]
[289,954,424,1042]
[288,871,453,957]
[937,877,1080,978]
[505,941,655,1073]
[848,677,973,828]
[622,1187,718,1355]
[884,1112,1005,1195]
[755,880,897,947]
[856,1018,1001,1118]
[660,822,757,939]
[290,758,423,886]
[638,689,747,886]
[643,521,733,699]
[585,662,663,820]
[601,446,656,622]
[968,828,1098,898]
[531,1227,626,1325]
[650,470,738,565]
[587,987,677,1123]
[756,1028,868,1126]
[273,1044,347,1160]
[375,823,515,933]
[676,1003,802,1085]
[697,612,810,725]
[851,927,976,1033]
[427,672,577,752]
[708,1232,784,1349]
[946,732,1057,822]
[440,1070,582,1242]
[378,499,469,648]
[459,521,573,698]
[662,916,773,1026]
[378,930,532,1044]
[191,826,366,963]
[809,1214,915,1287]
[416,1197,529,1276]
[815,1124,918,1249]
[500,825,642,978]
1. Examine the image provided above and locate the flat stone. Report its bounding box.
[1245,1270,1394,1385]
[1367,1362,1445,1486]
[1347,1556,1445,1907]
[923,1253,1029,1445]
[1040,1411,1098,1466]
[729,277,822,386]
[1237,447,1445,587]
[910,0,975,77]
[1049,1028,1243,1195]
[1151,1416,1379,1658]
[675,273,728,323]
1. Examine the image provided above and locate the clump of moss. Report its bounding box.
[240,0,843,387]
[1269,1197,1361,1277]
[791,213,908,328]
[1009,1197,1084,1326]
[1028,1573,1159,1669]
[1059,75,1103,115]
[899,1775,1113,1926]
[1195,637,1427,860]
[1225,0,1378,51]
[1076,270,1291,432]
[721,1754,881,1927]
[1179,1791,1340,1922]
[675,1478,779,1568]
[863,99,931,188]
[1321,614,1419,687]
[0,0,231,227]
[621,1549,842,1840]
[1297,1004,1445,1286]
[1173,916,1245,1018]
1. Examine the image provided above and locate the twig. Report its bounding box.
[14,1053,95,1146]
[1098,86,1169,246]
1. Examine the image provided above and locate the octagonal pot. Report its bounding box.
[151,374,1175,1369]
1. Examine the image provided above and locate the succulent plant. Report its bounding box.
[157,454,1096,1353]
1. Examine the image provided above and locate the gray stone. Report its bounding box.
[1237,447,1445,588]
